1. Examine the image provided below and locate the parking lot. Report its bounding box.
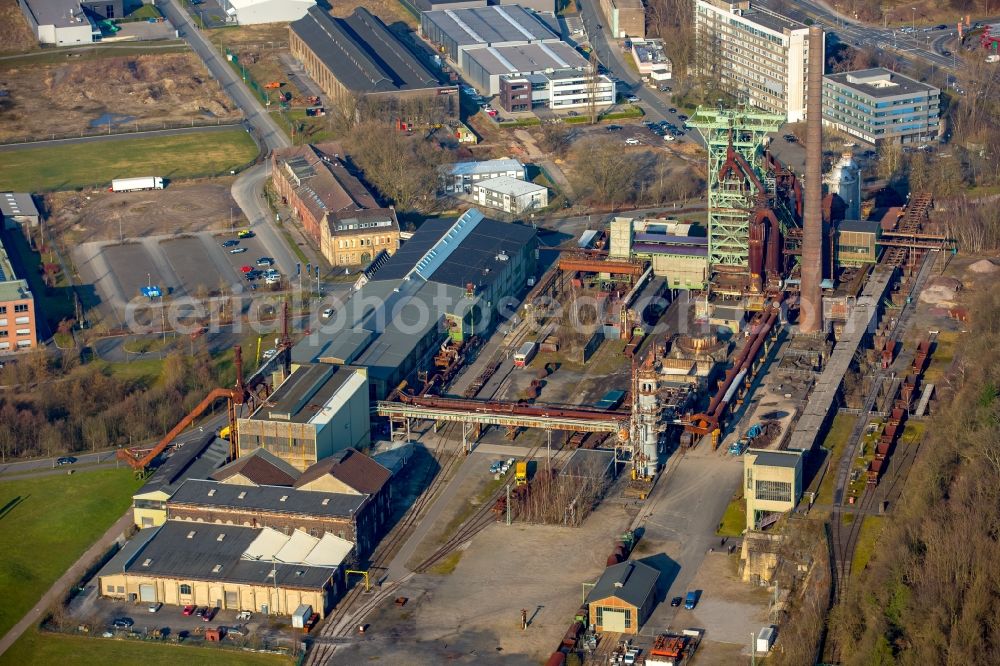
[101,242,169,303]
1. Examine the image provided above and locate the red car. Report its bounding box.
[202,607,218,622]
[182,605,196,616]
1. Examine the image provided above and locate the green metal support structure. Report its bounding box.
[687,106,784,273]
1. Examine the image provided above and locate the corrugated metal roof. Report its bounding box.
[169,479,368,518]
[587,560,659,608]
[423,5,555,47]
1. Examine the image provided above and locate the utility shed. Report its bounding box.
[586,560,659,634]
[835,218,881,267]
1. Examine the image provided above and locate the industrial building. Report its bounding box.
[18,0,118,46]
[420,5,613,108]
[744,448,803,530]
[1,193,40,229]
[414,0,486,11]
[293,209,537,399]
[461,42,588,96]
[166,475,385,558]
[132,433,230,528]
[598,0,645,39]
[211,448,301,487]
[587,560,660,634]
[270,143,380,248]
[834,219,881,267]
[608,216,709,290]
[98,521,348,618]
[442,158,525,193]
[323,208,401,268]
[289,7,458,113]
[420,5,556,61]
[224,0,314,25]
[471,176,549,213]
[499,69,616,112]
[822,68,941,145]
[236,363,370,471]
[0,236,37,353]
[694,0,817,122]
[630,39,672,82]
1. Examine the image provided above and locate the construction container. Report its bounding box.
[756,626,776,652]
[291,604,312,629]
[545,652,566,666]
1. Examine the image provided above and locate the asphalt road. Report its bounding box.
[155,0,297,273]
[576,0,704,148]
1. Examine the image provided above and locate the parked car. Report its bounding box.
[194,607,207,618]
[237,229,254,239]
[203,607,218,622]
[684,590,699,609]
[606,124,622,132]
[322,307,335,318]
[236,611,252,621]
[625,137,640,145]
[670,596,683,607]
[226,626,247,637]
[668,107,677,114]
[221,239,239,248]
[626,95,639,103]
[182,605,196,616]
[229,247,248,254]
[663,134,675,142]
[256,257,274,267]
[148,602,162,613]
[56,456,77,466]
[678,114,688,121]
[112,617,134,629]
[489,460,503,474]
[262,348,277,360]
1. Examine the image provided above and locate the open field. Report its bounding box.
[816,413,858,505]
[0,469,142,638]
[0,0,37,55]
[0,52,241,142]
[716,494,746,537]
[851,515,885,577]
[0,130,258,191]
[2,629,292,666]
[47,180,245,246]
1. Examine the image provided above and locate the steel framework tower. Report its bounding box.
[687,107,784,274]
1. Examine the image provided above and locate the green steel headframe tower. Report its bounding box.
[687,106,784,271]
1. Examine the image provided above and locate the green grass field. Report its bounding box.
[0,470,142,637]
[0,130,259,192]
[816,414,858,505]
[851,515,884,577]
[2,630,291,666]
[717,495,747,536]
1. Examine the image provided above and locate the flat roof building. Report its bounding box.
[290,7,457,116]
[225,0,314,25]
[442,158,525,192]
[599,0,645,39]
[744,448,803,531]
[1,193,40,229]
[472,175,549,214]
[823,68,940,145]
[18,0,114,46]
[237,363,371,471]
[587,560,660,634]
[98,521,346,617]
[132,434,230,528]
[630,39,672,81]
[460,41,588,95]
[293,209,537,399]
[420,5,557,61]
[695,0,818,121]
[0,235,38,354]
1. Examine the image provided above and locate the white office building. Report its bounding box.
[441,158,525,193]
[694,0,820,122]
[472,176,548,213]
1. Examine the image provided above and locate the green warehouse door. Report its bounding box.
[602,608,627,632]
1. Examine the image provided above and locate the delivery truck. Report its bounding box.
[110,176,164,192]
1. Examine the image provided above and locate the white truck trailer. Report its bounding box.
[110,177,164,192]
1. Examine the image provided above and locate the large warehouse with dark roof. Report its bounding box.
[289,6,457,115]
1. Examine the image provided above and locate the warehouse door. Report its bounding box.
[139,585,156,603]
[601,608,627,632]
[225,591,238,609]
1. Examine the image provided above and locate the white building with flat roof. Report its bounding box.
[441,158,525,193]
[472,176,548,213]
[695,0,820,122]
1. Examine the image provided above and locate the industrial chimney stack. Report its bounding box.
[800,25,824,334]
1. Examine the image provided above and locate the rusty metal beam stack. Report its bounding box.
[799,25,825,334]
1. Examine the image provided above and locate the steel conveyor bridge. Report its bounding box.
[377,397,628,433]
